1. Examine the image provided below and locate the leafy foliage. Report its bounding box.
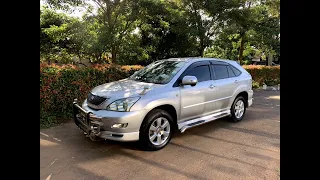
[204,0,280,63]
[40,6,92,63]
[41,0,280,65]
[40,63,137,127]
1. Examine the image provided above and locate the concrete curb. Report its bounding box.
[255,84,280,91]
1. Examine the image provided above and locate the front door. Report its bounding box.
[179,61,214,122]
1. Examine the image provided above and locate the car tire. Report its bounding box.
[139,109,174,151]
[230,96,247,122]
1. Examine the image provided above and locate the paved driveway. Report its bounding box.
[40,90,280,180]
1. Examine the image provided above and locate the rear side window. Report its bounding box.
[213,65,229,80]
[186,65,211,82]
[227,66,236,77]
[229,65,242,76]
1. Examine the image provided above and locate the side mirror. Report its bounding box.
[181,76,198,86]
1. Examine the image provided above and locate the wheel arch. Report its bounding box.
[236,91,248,107]
[142,104,178,130]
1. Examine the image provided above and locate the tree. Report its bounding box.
[175,0,232,57]
[137,0,198,63]
[81,15,105,63]
[46,0,142,63]
[253,0,280,58]
[204,32,239,60]
[40,6,77,63]
[42,0,280,65]
[213,0,280,64]
[44,0,84,11]
[223,0,255,63]
[93,0,142,63]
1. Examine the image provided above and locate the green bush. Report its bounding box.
[40,63,139,127]
[40,63,279,127]
[243,65,280,86]
[252,80,260,89]
[242,60,252,65]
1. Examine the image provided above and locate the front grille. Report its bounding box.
[87,92,107,105]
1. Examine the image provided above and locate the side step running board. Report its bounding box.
[178,110,230,133]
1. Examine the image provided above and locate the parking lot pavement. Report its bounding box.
[40,90,280,180]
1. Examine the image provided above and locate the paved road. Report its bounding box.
[40,90,280,180]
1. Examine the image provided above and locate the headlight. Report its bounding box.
[106,97,140,112]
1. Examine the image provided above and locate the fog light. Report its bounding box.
[91,125,98,130]
[90,125,100,133]
[111,123,128,128]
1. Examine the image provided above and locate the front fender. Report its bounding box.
[131,89,180,120]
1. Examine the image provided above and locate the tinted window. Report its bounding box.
[186,65,211,82]
[227,66,236,77]
[213,65,229,79]
[230,65,241,76]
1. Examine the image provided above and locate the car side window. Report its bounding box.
[185,65,211,82]
[212,65,229,80]
[227,65,236,77]
[229,65,242,76]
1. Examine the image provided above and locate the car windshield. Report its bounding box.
[129,60,186,84]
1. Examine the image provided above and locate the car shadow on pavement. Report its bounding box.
[187,132,279,153]
[219,125,279,139]
[210,164,244,176]
[243,151,279,161]
[41,130,274,180]
[41,134,210,180]
[169,142,274,171]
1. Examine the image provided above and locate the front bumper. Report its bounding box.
[72,99,141,142]
[247,90,253,107]
[248,98,253,107]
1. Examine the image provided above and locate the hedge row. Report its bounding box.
[243,65,280,86]
[40,63,279,127]
[40,63,142,127]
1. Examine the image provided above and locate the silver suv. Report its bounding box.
[73,57,253,150]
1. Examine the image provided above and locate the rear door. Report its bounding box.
[210,62,240,112]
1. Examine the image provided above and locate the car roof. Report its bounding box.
[163,57,239,65]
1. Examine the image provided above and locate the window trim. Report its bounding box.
[228,64,242,77]
[209,60,242,77]
[173,61,212,87]
[226,65,236,78]
[211,64,242,80]
[211,64,229,80]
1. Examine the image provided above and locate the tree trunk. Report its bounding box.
[111,46,117,63]
[238,35,245,64]
[267,52,273,66]
[199,36,205,57]
[237,1,251,64]
[77,53,82,62]
[199,46,204,57]
[95,53,102,63]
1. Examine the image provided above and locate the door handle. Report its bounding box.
[209,84,215,89]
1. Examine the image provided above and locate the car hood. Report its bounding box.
[90,79,163,98]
